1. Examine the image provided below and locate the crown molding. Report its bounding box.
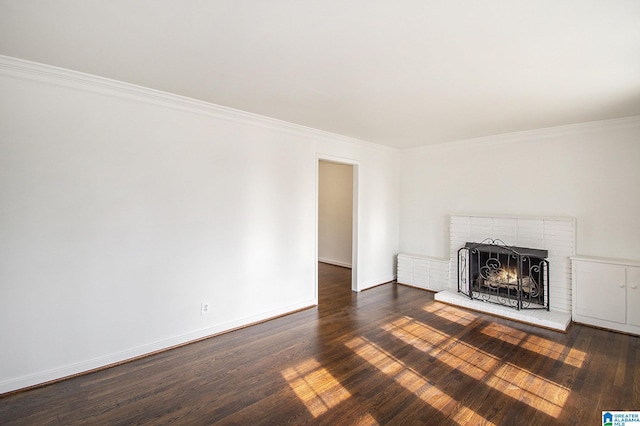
[402,115,640,154]
[0,54,396,152]
[3,54,635,154]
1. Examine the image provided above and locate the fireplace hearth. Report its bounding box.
[458,239,549,311]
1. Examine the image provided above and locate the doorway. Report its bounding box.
[317,157,358,296]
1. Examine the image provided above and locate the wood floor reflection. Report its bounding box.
[1,262,638,425]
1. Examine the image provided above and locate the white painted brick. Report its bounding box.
[397,254,450,291]
[516,238,545,249]
[450,214,576,315]
[470,217,493,227]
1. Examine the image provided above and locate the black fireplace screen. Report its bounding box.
[458,239,549,310]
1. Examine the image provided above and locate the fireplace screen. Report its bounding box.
[458,239,549,310]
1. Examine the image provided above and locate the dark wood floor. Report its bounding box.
[1,263,639,425]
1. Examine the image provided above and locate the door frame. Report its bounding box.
[316,154,359,297]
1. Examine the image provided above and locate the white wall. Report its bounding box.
[318,161,353,268]
[0,56,400,393]
[400,117,640,260]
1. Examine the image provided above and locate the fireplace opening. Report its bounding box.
[458,239,549,310]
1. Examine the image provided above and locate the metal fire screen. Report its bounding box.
[458,239,549,311]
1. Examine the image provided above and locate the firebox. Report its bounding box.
[457,239,549,310]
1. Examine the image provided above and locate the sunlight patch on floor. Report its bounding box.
[481,321,528,345]
[424,303,478,326]
[381,316,450,351]
[346,336,454,410]
[382,315,574,419]
[346,336,496,425]
[386,317,500,380]
[452,406,497,426]
[352,413,380,425]
[521,334,586,368]
[482,322,586,368]
[485,362,570,418]
[281,358,351,418]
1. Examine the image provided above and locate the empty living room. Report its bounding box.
[1,1,639,425]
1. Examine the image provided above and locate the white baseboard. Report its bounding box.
[0,300,316,395]
[358,275,396,291]
[318,257,352,268]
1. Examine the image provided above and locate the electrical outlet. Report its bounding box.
[201,301,210,315]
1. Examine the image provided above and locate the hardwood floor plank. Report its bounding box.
[1,262,639,425]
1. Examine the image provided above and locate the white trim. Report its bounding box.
[451,212,580,222]
[4,54,637,157]
[4,55,637,156]
[570,255,640,267]
[0,300,315,394]
[351,163,360,291]
[402,115,640,153]
[0,54,395,153]
[316,153,360,165]
[358,275,397,292]
[318,258,352,269]
[317,154,360,292]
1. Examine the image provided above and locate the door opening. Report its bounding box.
[317,157,358,297]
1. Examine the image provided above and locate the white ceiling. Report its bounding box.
[1,1,639,148]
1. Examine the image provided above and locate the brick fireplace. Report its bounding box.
[434,214,575,331]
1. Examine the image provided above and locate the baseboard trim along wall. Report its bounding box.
[358,275,397,292]
[0,300,316,395]
[318,258,352,268]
